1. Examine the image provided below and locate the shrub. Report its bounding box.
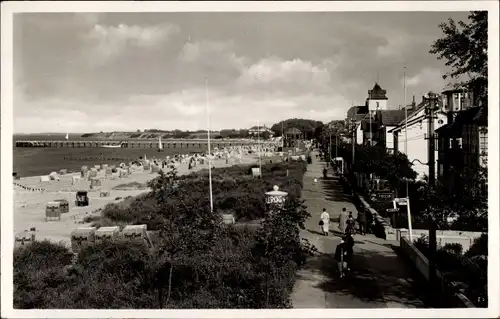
[442,242,463,256]
[412,233,488,307]
[100,161,306,227]
[14,241,74,309]
[14,160,313,309]
[75,241,151,283]
[14,240,73,271]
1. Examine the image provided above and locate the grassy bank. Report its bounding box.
[14,160,316,309]
[93,161,306,230]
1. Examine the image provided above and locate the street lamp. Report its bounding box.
[350,119,356,166]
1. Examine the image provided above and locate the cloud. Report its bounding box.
[238,57,331,86]
[406,67,445,87]
[13,12,468,133]
[85,23,180,63]
[377,33,412,58]
[235,57,340,98]
[177,40,247,85]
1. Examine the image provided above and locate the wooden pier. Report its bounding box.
[14,140,250,149]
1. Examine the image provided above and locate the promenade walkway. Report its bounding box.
[291,150,429,308]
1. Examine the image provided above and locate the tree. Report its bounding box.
[409,159,488,231]
[313,125,324,142]
[430,11,488,106]
[252,199,316,307]
[349,145,416,185]
[271,118,323,137]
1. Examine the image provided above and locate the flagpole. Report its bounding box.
[205,77,213,213]
[404,67,413,243]
[258,120,262,178]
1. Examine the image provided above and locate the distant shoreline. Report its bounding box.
[13,141,281,178]
[12,134,267,143]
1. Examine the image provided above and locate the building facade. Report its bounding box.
[350,83,391,146]
[367,83,388,111]
[389,95,448,180]
[436,104,487,194]
[346,105,368,145]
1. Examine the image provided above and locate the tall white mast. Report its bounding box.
[258,120,262,177]
[404,68,408,193]
[205,77,213,212]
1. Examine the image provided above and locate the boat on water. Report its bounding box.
[101,142,123,148]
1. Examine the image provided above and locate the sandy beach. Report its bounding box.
[13,150,274,247]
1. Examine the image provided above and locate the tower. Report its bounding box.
[366,83,388,111]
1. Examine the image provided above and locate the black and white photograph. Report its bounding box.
[1,1,498,317]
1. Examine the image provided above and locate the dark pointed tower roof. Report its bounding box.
[368,82,388,100]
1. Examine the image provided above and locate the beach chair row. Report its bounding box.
[14,224,153,252]
[70,225,153,252]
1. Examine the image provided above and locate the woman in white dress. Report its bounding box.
[320,208,330,236]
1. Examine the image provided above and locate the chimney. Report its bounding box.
[412,95,416,108]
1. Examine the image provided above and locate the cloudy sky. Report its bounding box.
[13,11,470,133]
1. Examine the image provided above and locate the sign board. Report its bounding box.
[394,198,408,206]
[251,167,261,177]
[266,195,286,205]
[371,192,394,202]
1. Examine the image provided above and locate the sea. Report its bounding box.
[12,134,248,178]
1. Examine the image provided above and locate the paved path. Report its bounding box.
[291,150,429,308]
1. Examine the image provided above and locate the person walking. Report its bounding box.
[345,212,356,235]
[334,238,348,278]
[344,233,355,271]
[320,208,330,236]
[357,209,367,235]
[339,207,348,233]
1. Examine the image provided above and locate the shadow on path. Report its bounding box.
[311,239,430,308]
[295,152,430,308]
[321,178,354,201]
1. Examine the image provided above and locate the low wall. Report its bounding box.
[396,229,482,252]
[400,237,476,308]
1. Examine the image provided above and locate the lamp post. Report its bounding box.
[409,159,437,306]
[336,134,338,159]
[351,119,356,166]
[265,185,288,213]
[369,110,374,147]
[423,91,440,186]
